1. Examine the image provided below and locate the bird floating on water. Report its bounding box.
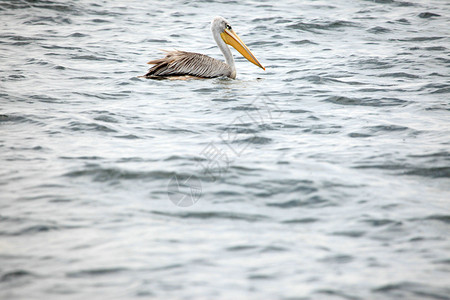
[143,16,265,79]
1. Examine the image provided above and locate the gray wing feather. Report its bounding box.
[145,50,231,78]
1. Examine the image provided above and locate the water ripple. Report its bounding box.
[1,0,449,299]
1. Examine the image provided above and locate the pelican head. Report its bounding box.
[211,16,265,71]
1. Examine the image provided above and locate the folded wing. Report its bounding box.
[145,50,232,78]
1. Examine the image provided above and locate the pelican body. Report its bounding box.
[144,16,265,79]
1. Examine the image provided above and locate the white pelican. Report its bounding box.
[144,16,265,79]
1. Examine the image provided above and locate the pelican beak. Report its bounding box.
[221,28,265,70]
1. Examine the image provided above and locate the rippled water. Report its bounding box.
[1,0,450,299]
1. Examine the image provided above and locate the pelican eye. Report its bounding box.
[226,24,232,30]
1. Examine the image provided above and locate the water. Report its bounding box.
[1,0,449,299]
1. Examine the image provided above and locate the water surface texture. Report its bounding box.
[1,0,450,299]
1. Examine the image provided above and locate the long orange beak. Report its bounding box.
[220,28,265,70]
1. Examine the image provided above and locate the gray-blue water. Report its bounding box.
[1,0,449,299]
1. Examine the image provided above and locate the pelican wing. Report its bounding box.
[145,50,231,78]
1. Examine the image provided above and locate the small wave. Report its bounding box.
[379,72,420,79]
[193,87,216,93]
[252,17,282,22]
[373,282,449,299]
[367,124,409,132]
[60,156,103,160]
[332,231,366,238]
[1,270,35,282]
[356,88,387,92]
[287,20,357,33]
[319,254,354,264]
[68,32,89,38]
[66,267,128,278]
[418,12,440,19]
[29,94,60,103]
[232,136,272,145]
[418,83,450,94]
[93,115,119,123]
[72,91,130,100]
[361,218,400,227]
[260,245,288,253]
[280,109,310,114]
[302,75,364,85]
[353,58,393,70]
[63,168,176,182]
[396,36,444,42]
[41,44,81,50]
[0,223,61,236]
[404,167,450,178]
[314,289,359,300]
[433,259,450,265]
[0,1,77,12]
[71,76,99,80]
[115,134,140,139]
[226,245,258,252]
[348,132,372,138]
[147,263,184,272]
[424,215,450,224]
[91,18,111,23]
[290,39,317,45]
[370,0,394,3]
[354,164,407,171]
[71,54,104,61]
[248,40,283,47]
[408,151,449,159]
[152,126,198,134]
[0,114,25,123]
[0,34,43,42]
[231,105,260,111]
[430,87,450,94]
[66,121,117,133]
[395,1,416,7]
[142,38,168,43]
[150,210,269,222]
[0,220,69,236]
[424,46,447,51]
[282,218,319,224]
[24,16,72,25]
[0,114,45,126]
[436,57,450,64]
[324,96,407,107]
[247,273,276,280]
[267,195,331,208]
[395,18,410,24]
[367,26,391,33]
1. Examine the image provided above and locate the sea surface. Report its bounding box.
[1,0,449,299]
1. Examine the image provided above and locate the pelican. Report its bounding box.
[143,16,265,79]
